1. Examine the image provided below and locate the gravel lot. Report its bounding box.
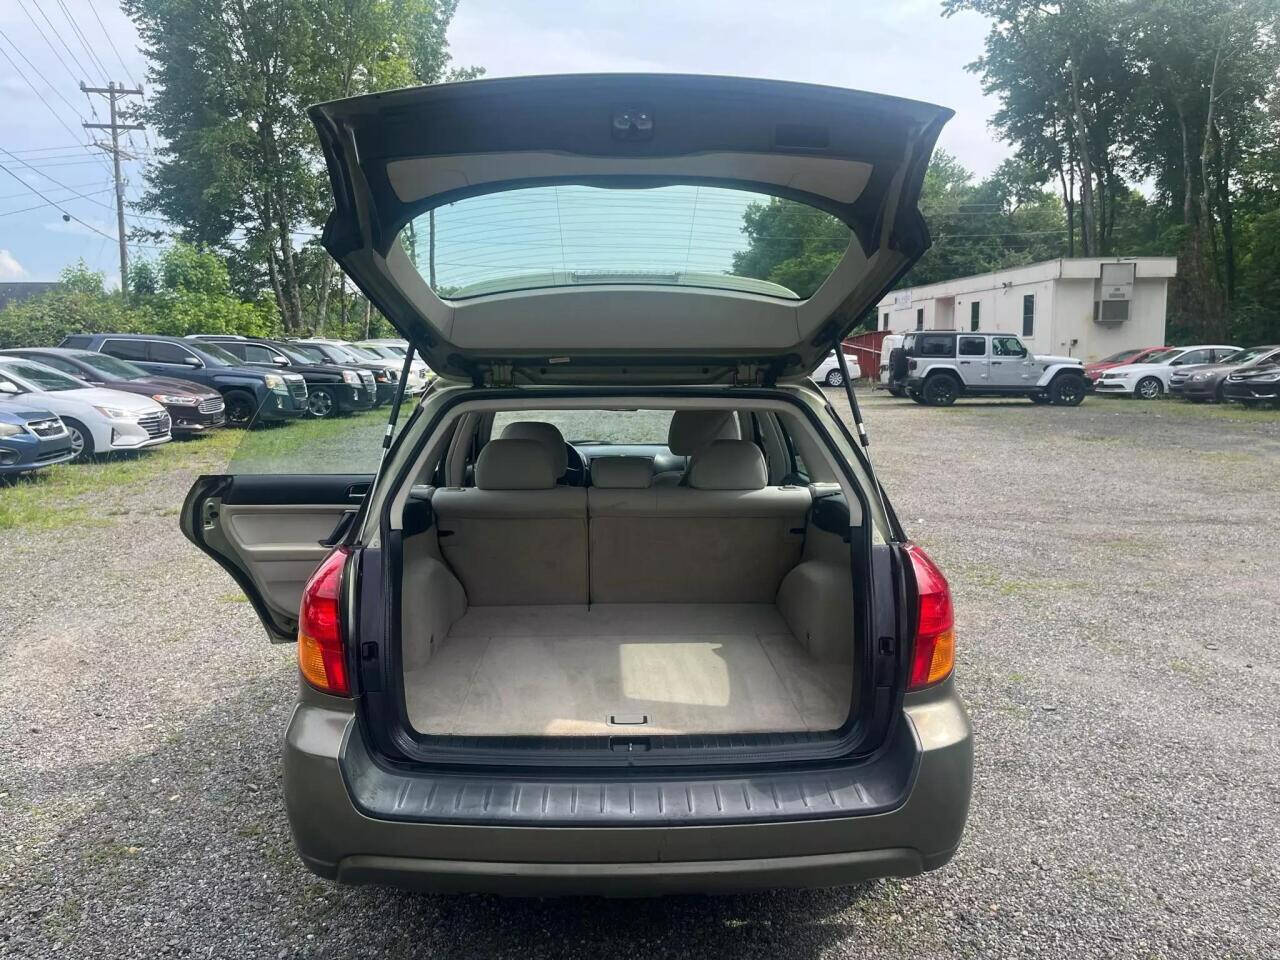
[2,393,1278,959]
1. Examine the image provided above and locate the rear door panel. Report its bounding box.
[182,474,370,641]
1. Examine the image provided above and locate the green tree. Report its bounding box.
[124,0,477,331]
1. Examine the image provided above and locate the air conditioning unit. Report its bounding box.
[1094,262,1135,323]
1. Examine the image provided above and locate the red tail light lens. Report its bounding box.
[905,544,955,690]
[297,547,351,696]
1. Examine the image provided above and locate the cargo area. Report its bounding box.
[397,418,865,739]
[402,603,851,736]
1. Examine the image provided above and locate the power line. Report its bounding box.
[0,145,119,214]
[19,0,102,116]
[0,186,114,217]
[0,157,117,242]
[0,41,104,163]
[54,0,112,85]
[85,0,140,89]
[0,178,103,200]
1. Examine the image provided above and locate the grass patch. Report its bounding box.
[0,430,239,532]
[0,405,407,533]
[1113,397,1280,423]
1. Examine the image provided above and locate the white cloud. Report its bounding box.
[0,250,27,280]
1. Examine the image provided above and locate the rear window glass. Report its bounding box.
[492,409,675,446]
[401,185,851,301]
[914,334,955,357]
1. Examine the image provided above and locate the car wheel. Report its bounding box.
[1215,381,1227,403]
[1049,374,1087,406]
[887,385,906,398]
[62,418,94,462]
[223,390,257,428]
[907,388,927,405]
[825,368,845,388]
[1135,376,1162,400]
[307,386,337,418]
[923,374,960,406]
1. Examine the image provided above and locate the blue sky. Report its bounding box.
[0,0,1003,287]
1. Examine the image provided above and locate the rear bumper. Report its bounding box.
[282,682,972,895]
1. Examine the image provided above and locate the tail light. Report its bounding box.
[905,544,955,690]
[297,547,351,696]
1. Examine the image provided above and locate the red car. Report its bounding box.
[1084,346,1170,382]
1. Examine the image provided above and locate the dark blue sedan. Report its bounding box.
[0,395,76,475]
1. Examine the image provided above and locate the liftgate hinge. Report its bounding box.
[732,363,766,387]
[483,363,514,388]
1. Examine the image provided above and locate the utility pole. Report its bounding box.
[82,81,145,295]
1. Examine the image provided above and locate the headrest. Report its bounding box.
[475,439,556,490]
[666,410,739,455]
[590,456,654,489]
[500,420,567,478]
[688,440,768,490]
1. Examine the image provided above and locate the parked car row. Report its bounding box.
[0,333,433,477]
[1089,343,1280,406]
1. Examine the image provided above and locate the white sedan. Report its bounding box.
[1094,344,1241,399]
[0,356,171,460]
[813,350,863,387]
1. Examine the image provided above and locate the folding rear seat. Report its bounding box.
[588,440,810,603]
[431,438,588,604]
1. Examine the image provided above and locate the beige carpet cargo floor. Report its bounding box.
[404,603,852,736]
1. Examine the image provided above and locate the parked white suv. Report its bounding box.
[1094,344,1242,399]
[0,355,171,459]
[899,332,1089,406]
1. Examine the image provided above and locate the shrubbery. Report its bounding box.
[0,246,280,349]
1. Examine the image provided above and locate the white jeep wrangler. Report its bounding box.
[897,332,1090,406]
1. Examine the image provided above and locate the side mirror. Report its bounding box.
[273,356,289,367]
[0,380,18,395]
[182,356,203,368]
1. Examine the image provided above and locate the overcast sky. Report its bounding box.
[0,0,1004,286]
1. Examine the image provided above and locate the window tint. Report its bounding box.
[969,301,980,331]
[149,341,196,364]
[917,334,954,357]
[101,338,148,361]
[31,354,83,376]
[241,344,280,364]
[1021,294,1035,336]
[958,336,986,357]
[991,336,1026,357]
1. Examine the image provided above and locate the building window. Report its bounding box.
[1021,294,1035,337]
[970,301,980,331]
[882,312,889,330]
[916,307,924,330]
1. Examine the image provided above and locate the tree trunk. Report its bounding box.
[1056,161,1075,258]
[1217,128,1236,304]
[316,257,332,335]
[363,298,371,339]
[1068,60,1096,256]
[1176,104,1196,227]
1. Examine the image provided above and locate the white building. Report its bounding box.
[875,257,1177,361]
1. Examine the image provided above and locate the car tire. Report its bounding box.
[907,389,927,405]
[922,374,960,406]
[1049,374,1087,406]
[887,385,906,398]
[62,417,94,462]
[1135,376,1163,400]
[825,369,845,387]
[223,390,257,428]
[1215,381,1227,403]
[307,386,337,419]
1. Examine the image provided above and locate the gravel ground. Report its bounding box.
[1,393,1278,959]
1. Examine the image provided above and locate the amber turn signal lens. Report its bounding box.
[905,544,955,690]
[297,547,351,696]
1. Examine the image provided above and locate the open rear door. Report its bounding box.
[310,74,951,384]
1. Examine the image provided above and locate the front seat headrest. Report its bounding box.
[500,420,568,478]
[591,455,654,489]
[688,439,768,490]
[667,410,739,456]
[475,439,556,490]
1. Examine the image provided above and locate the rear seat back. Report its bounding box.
[588,440,810,603]
[432,439,588,604]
